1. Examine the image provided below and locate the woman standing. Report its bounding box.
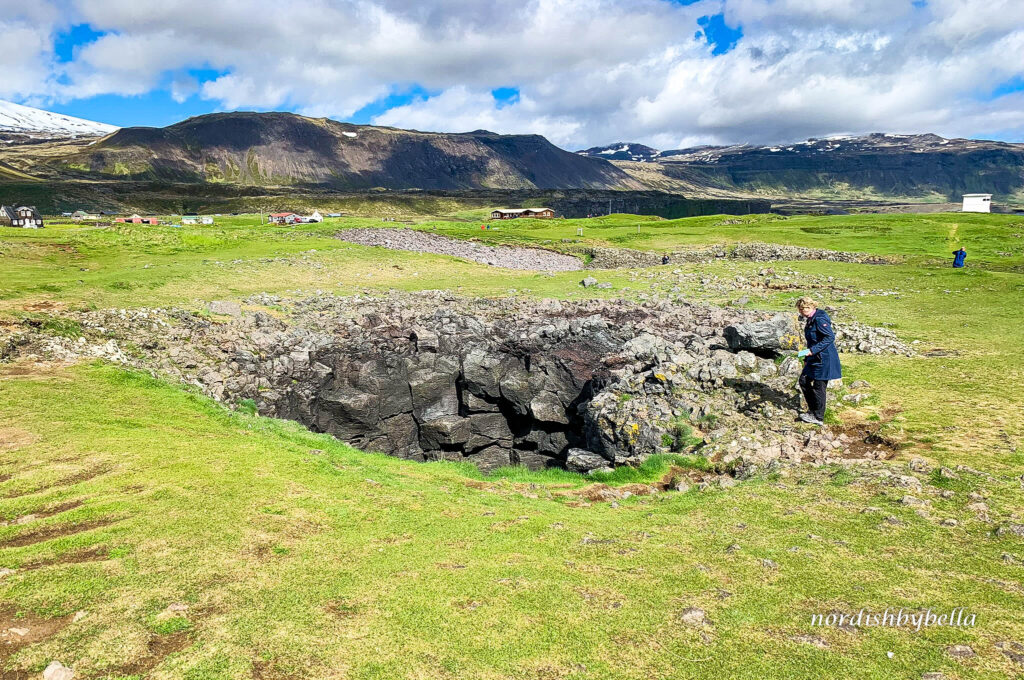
[795,296,842,426]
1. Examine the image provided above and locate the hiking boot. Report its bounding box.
[799,413,824,426]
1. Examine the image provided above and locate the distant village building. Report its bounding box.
[490,208,555,220]
[269,212,297,225]
[181,215,214,225]
[72,210,98,221]
[268,211,321,224]
[962,194,992,213]
[0,205,44,228]
[115,215,159,225]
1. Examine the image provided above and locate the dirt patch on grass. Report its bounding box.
[103,631,192,678]
[0,606,73,674]
[0,429,38,454]
[21,546,109,572]
[0,517,119,549]
[252,659,304,680]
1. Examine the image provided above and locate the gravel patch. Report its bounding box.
[336,228,583,272]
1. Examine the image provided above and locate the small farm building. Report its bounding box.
[490,208,555,220]
[962,194,992,213]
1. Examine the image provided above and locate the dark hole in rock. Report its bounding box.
[288,338,612,474]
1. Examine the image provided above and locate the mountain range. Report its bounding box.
[1,100,1022,204]
[579,134,1024,201]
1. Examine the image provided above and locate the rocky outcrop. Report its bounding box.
[5,293,912,474]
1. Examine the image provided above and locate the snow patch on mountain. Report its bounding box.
[0,100,118,139]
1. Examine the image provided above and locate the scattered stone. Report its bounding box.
[940,518,958,527]
[208,300,242,317]
[996,524,1024,538]
[43,661,74,680]
[946,644,975,659]
[792,634,829,649]
[901,495,929,508]
[908,458,930,473]
[581,276,599,288]
[894,475,922,489]
[761,558,779,570]
[966,502,989,518]
[726,543,741,554]
[995,640,1024,665]
[678,607,708,627]
[938,467,960,480]
[566,449,610,474]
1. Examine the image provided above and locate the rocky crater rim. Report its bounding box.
[3,292,913,475]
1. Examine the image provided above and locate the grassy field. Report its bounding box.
[1,211,1023,679]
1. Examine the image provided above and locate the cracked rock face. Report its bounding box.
[4,292,910,473]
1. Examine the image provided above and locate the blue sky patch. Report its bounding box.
[54,24,104,63]
[696,13,743,56]
[348,85,435,125]
[47,92,215,128]
[492,87,520,109]
[990,76,1024,99]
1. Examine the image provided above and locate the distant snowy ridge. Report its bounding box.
[0,100,118,138]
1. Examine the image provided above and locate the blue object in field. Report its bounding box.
[953,248,966,268]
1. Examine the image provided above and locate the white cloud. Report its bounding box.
[374,86,582,145]
[4,0,1024,148]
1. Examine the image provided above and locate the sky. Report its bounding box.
[2,0,1023,150]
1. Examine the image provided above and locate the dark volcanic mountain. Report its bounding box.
[44,112,639,190]
[586,133,1024,201]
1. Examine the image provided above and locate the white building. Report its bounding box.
[962,194,992,213]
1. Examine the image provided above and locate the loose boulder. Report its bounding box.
[723,314,803,353]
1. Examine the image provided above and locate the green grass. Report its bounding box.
[1,212,1023,678]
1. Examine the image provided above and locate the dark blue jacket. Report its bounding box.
[802,309,842,381]
[953,249,966,268]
